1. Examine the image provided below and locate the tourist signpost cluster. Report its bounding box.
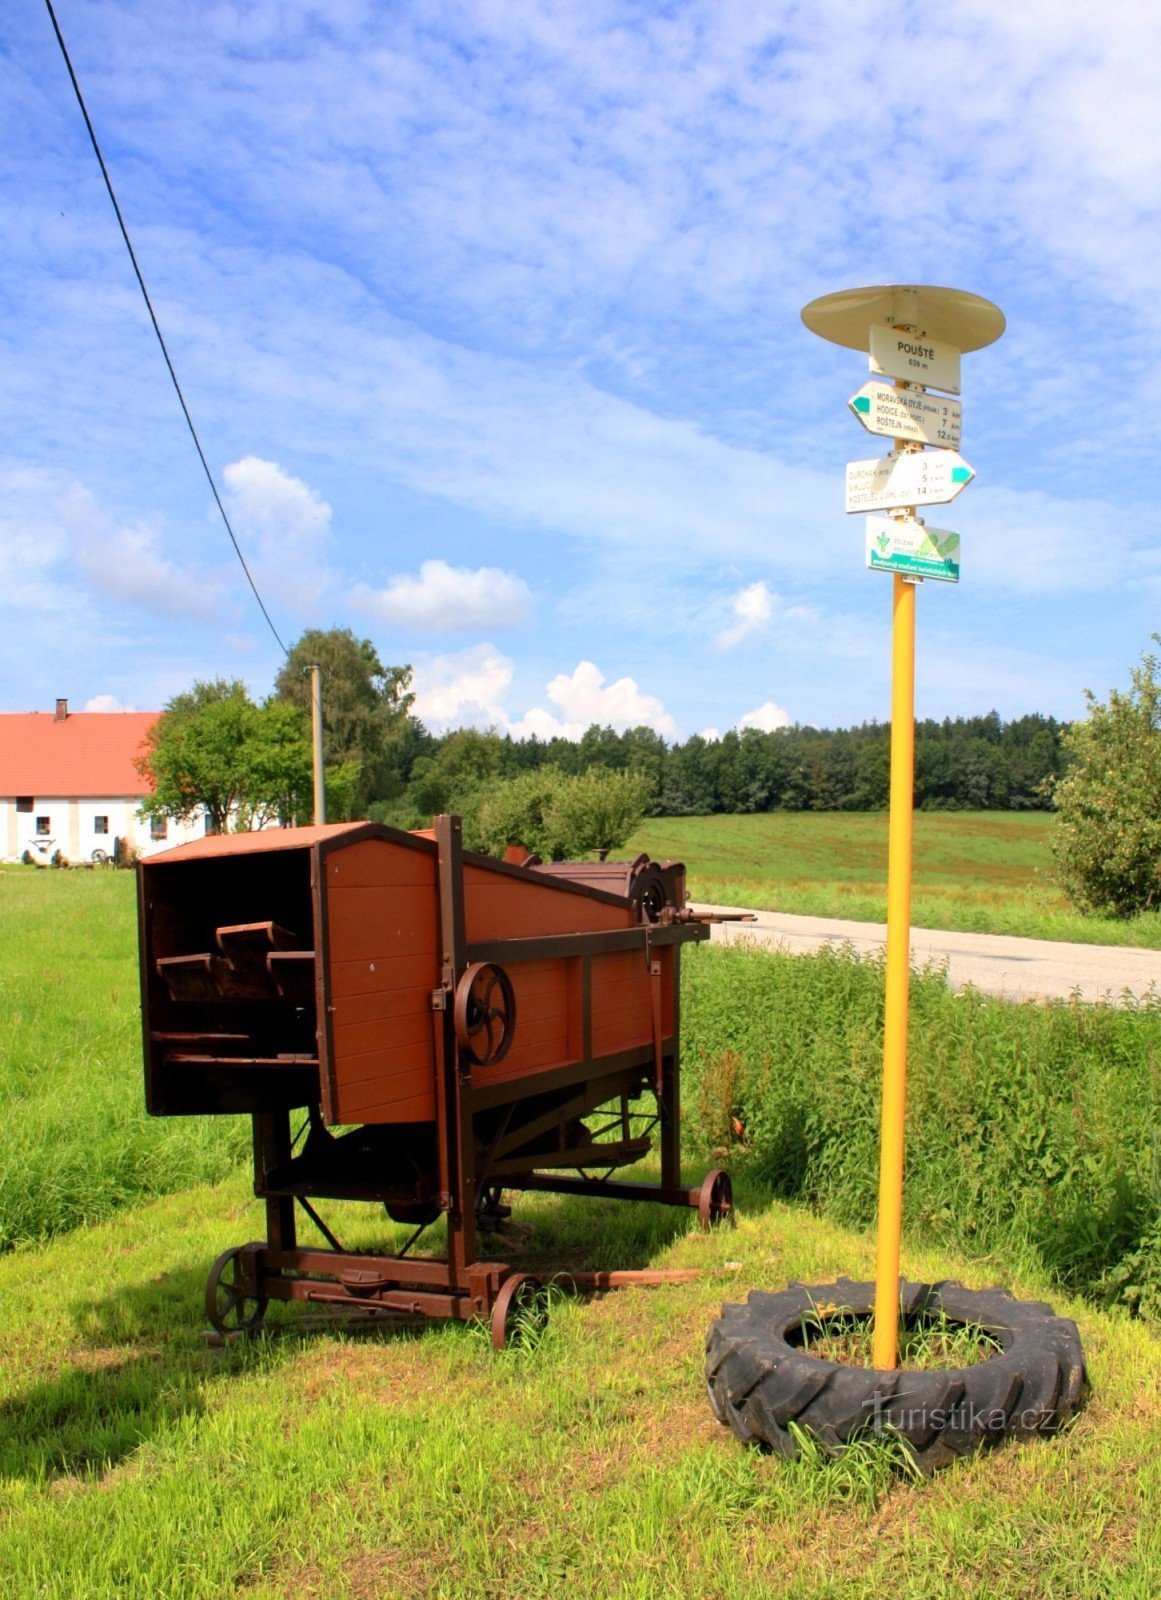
[801,285,1006,1368]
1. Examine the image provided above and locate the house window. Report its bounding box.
[150,816,168,841]
[16,797,33,813]
[36,816,51,836]
[94,815,109,835]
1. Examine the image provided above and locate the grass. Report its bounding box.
[627,811,1161,948]
[683,941,1161,1318]
[2,866,1161,1593]
[0,1170,1158,1598]
[0,868,249,1251]
[796,1305,1001,1369]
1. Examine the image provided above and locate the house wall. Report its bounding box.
[1,797,205,863]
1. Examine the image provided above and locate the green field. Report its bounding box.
[3,866,1160,1596]
[628,811,1161,947]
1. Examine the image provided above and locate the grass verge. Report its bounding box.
[683,941,1161,1317]
[0,1169,1158,1598]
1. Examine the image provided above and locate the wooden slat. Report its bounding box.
[326,885,436,963]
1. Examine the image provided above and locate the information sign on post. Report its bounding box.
[849,382,962,448]
[844,449,974,513]
[800,283,1005,1372]
[866,515,960,582]
[869,324,961,393]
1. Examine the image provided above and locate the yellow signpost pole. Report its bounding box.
[800,284,1004,1369]
[872,569,915,1368]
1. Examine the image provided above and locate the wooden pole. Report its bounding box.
[310,664,326,826]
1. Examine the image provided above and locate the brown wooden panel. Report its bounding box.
[326,836,436,890]
[329,982,435,1028]
[327,885,436,963]
[331,1008,432,1058]
[335,1041,438,1092]
[336,1077,436,1123]
[328,953,437,1000]
[322,836,439,1126]
[464,864,633,942]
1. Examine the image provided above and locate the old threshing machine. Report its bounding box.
[138,817,732,1344]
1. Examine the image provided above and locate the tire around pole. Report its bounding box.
[705,1278,1087,1474]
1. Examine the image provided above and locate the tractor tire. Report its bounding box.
[705,1278,1087,1474]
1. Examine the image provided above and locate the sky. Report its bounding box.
[3,0,1159,741]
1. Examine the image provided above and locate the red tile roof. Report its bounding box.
[0,711,159,797]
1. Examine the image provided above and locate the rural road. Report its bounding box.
[692,904,1161,1005]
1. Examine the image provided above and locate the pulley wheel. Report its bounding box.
[454,962,517,1066]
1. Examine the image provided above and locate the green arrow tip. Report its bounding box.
[951,466,973,484]
[852,396,871,415]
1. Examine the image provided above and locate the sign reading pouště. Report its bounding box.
[869,325,961,394]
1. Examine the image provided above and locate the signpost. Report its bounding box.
[801,284,1005,1370]
[849,382,962,448]
[845,449,974,513]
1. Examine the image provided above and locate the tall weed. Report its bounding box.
[682,942,1161,1314]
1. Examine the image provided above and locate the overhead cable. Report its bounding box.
[43,0,289,656]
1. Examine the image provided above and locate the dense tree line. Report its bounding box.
[377,710,1066,824]
[141,629,1067,833]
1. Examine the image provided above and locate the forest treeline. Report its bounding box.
[377,710,1067,824]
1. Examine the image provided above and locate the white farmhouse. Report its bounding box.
[0,698,206,864]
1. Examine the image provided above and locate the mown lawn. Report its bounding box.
[628,811,1161,948]
[1,1169,1158,1599]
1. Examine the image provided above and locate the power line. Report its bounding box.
[43,0,289,657]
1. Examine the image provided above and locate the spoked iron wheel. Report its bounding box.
[454,962,517,1066]
[698,1168,734,1229]
[205,1245,269,1336]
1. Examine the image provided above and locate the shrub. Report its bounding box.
[466,768,649,861]
[1052,645,1161,916]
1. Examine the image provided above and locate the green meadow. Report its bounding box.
[629,810,1161,947]
[2,861,1160,1597]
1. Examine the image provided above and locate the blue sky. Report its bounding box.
[3,1,1159,738]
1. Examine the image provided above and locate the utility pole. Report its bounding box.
[309,664,326,825]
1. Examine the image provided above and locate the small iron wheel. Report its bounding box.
[491,1273,544,1351]
[454,961,517,1066]
[205,1244,268,1336]
[698,1169,734,1229]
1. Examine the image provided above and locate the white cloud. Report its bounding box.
[410,644,514,729]
[511,661,678,740]
[83,694,137,712]
[411,649,678,740]
[717,580,774,648]
[352,559,532,632]
[59,484,223,622]
[737,700,792,733]
[700,727,721,742]
[222,456,334,614]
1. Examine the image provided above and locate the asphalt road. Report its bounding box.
[693,904,1161,1005]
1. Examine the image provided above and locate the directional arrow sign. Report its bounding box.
[845,449,974,513]
[848,382,962,448]
[866,515,960,583]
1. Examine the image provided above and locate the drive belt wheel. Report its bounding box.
[705,1278,1087,1474]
